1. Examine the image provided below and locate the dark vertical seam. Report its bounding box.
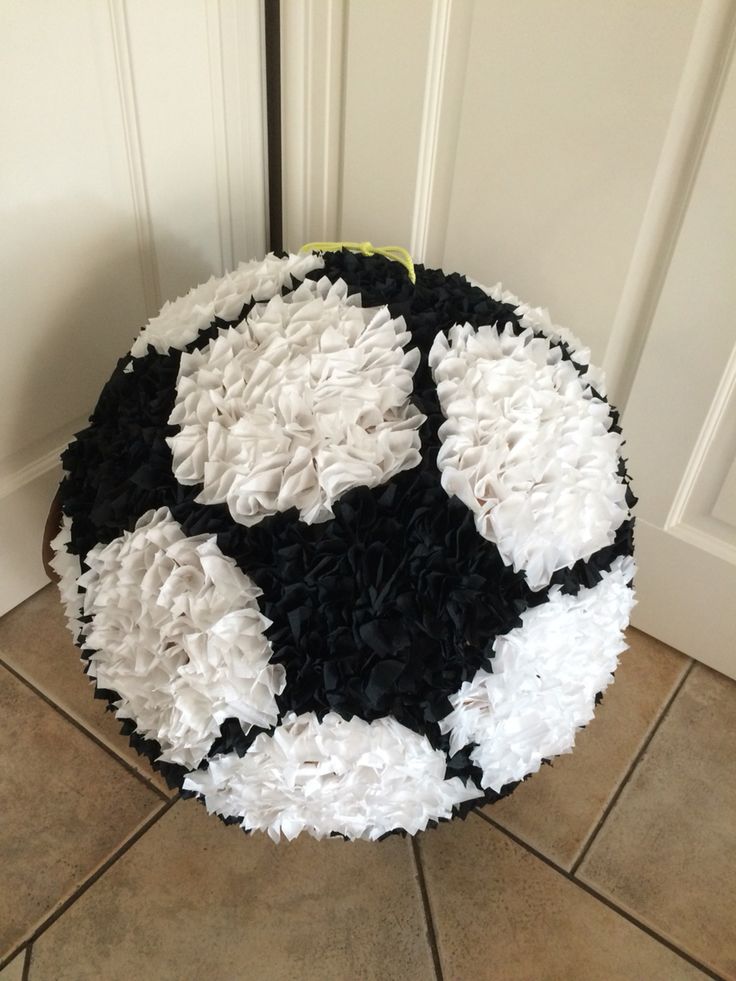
[264,0,283,252]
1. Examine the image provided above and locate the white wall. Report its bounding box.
[0,0,268,615]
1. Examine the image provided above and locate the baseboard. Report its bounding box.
[0,453,62,617]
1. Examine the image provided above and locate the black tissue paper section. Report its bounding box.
[58,251,636,822]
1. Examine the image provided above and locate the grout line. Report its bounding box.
[411,837,445,981]
[0,657,171,802]
[1,797,178,970]
[570,658,696,875]
[0,944,31,978]
[21,944,31,981]
[473,809,725,981]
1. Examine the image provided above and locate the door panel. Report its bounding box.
[624,44,736,674]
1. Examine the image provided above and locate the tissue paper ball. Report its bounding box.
[52,248,635,841]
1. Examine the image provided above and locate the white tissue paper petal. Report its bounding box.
[129,252,324,358]
[50,514,83,640]
[440,555,636,793]
[468,278,607,395]
[183,711,480,841]
[167,275,425,527]
[75,507,285,768]
[429,322,629,590]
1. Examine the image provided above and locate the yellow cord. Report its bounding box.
[300,241,416,284]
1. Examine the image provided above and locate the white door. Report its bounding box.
[0,0,268,616]
[623,40,736,677]
[281,0,736,677]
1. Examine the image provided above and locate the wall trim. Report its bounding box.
[0,414,85,503]
[246,0,270,260]
[670,520,736,566]
[0,462,62,617]
[107,0,161,317]
[205,0,234,273]
[205,0,269,270]
[0,437,73,615]
[281,0,346,250]
[0,445,66,503]
[666,342,736,531]
[409,0,453,263]
[603,0,736,410]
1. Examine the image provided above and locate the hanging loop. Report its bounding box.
[300,240,416,284]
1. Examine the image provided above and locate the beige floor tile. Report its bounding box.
[420,814,706,981]
[0,952,25,981]
[578,663,736,979]
[0,585,173,796]
[484,628,689,868]
[29,802,435,981]
[0,666,163,960]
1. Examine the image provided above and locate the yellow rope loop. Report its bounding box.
[300,240,416,284]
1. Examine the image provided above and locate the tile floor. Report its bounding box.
[0,585,734,980]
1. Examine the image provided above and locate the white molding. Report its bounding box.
[205,0,269,272]
[409,0,453,263]
[712,456,736,527]
[666,343,736,529]
[669,520,736,566]
[422,0,474,269]
[603,0,736,409]
[0,413,86,502]
[0,463,62,618]
[0,445,66,503]
[631,518,736,678]
[0,437,73,615]
[205,0,234,273]
[233,0,269,262]
[107,0,161,317]
[281,0,346,250]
